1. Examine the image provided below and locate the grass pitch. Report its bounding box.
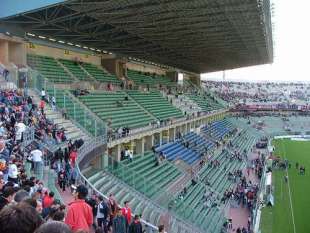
[260,139,310,233]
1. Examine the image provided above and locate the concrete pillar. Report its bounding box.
[102,154,108,169]
[169,127,176,142]
[116,144,121,161]
[0,40,9,65]
[159,131,163,146]
[136,138,145,155]
[144,135,154,151]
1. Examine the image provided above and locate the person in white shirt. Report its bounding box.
[41,88,46,101]
[51,96,56,111]
[31,147,43,175]
[8,162,18,183]
[128,150,133,162]
[15,121,26,142]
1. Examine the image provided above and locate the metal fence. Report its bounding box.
[28,69,107,138]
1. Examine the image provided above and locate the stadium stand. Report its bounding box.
[27,54,75,83]
[187,93,223,112]
[107,152,181,199]
[201,119,235,141]
[58,59,93,81]
[76,91,155,129]
[127,90,184,121]
[81,63,121,85]
[127,69,175,87]
[156,132,215,165]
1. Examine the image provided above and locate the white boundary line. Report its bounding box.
[281,139,297,233]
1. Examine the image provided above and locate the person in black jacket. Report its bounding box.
[0,186,15,211]
[129,215,143,233]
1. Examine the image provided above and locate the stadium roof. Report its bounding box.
[0,0,273,73]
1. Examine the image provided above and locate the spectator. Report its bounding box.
[35,221,72,233]
[41,88,46,101]
[31,146,43,173]
[158,225,165,233]
[8,160,19,183]
[121,201,132,226]
[0,186,15,210]
[14,189,29,203]
[42,191,55,218]
[97,195,110,229]
[129,215,143,233]
[112,208,127,233]
[0,202,43,233]
[65,184,93,232]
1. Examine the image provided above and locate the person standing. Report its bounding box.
[97,196,110,231]
[112,208,127,233]
[121,201,132,228]
[128,215,143,233]
[41,88,46,101]
[65,185,93,232]
[31,146,43,175]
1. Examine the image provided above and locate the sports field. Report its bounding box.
[260,139,310,233]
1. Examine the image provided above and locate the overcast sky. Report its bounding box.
[202,0,310,82]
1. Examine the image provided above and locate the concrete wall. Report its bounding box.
[26,43,103,66]
[9,42,26,65]
[0,40,9,65]
[0,34,26,66]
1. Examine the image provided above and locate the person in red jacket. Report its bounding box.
[65,185,93,232]
[121,201,132,226]
[69,148,78,168]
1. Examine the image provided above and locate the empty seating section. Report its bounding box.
[27,54,74,83]
[58,59,92,81]
[156,131,216,165]
[82,167,162,227]
[127,69,175,87]
[127,90,184,120]
[76,91,154,129]
[202,119,235,140]
[109,152,181,199]
[81,63,120,85]
[187,94,223,112]
[156,143,199,165]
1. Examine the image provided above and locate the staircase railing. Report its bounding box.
[28,69,107,139]
[76,138,205,233]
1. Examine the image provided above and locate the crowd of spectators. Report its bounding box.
[204,80,310,105]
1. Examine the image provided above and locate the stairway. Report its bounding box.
[161,91,202,115]
[28,89,91,149]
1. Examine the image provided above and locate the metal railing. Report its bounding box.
[76,137,160,233]
[29,69,107,138]
[21,127,35,147]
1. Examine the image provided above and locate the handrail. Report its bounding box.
[64,89,106,128]
[76,138,204,233]
[76,138,160,233]
[28,69,107,138]
[108,109,229,147]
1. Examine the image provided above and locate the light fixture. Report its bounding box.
[90,48,95,51]
[58,40,65,44]
[27,33,36,37]
[67,42,73,46]
[75,44,81,47]
[83,46,88,49]
[96,49,101,52]
[38,35,46,39]
[49,38,56,42]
